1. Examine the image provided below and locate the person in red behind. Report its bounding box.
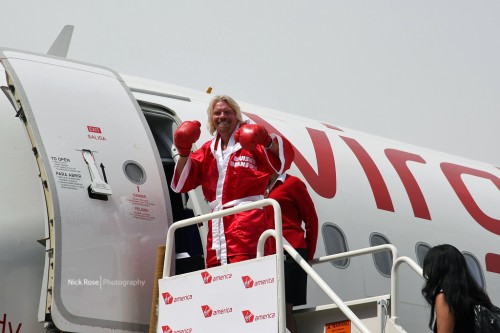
[264,172,318,333]
[171,95,294,268]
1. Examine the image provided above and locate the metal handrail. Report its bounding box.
[311,246,423,327]
[162,198,287,333]
[390,256,424,324]
[311,244,398,265]
[257,232,395,333]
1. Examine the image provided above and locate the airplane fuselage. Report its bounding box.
[0,49,498,332]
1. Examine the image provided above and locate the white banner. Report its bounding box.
[158,255,279,333]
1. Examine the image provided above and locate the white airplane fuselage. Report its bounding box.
[0,49,498,333]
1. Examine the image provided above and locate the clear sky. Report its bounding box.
[1,0,499,166]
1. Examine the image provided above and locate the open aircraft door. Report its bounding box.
[0,50,172,332]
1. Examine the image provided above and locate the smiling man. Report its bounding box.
[171,95,294,268]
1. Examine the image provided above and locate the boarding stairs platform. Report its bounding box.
[150,199,424,333]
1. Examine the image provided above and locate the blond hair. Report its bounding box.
[206,95,243,135]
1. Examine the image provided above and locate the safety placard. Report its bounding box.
[51,155,86,190]
[326,319,351,333]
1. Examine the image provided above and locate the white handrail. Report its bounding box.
[390,256,424,323]
[162,198,287,333]
[312,244,398,265]
[258,231,383,333]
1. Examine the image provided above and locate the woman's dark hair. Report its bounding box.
[421,244,493,332]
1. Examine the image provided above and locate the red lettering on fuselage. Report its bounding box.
[243,112,500,243]
[341,136,394,212]
[321,122,343,131]
[486,253,500,274]
[0,313,22,333]
[385,149,431,220]
[244,112,337,198]
[441,163,500,235]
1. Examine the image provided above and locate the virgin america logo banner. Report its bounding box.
[157,255,279,332]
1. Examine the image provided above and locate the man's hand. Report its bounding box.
[174,120,201,156]
[234,124,272,151]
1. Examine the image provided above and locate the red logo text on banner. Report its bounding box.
[200,271,233,284]
[201,271,212,284]
[161,325,172,333]
[201,305,233,318]
[202,305,213,318]
[242,310,255,323]
[242,276,254,288]
[241,275,275,288]
[242,309,276,323]
[161,325,192,333]
[162,292,193,305]
[162,292,173,305]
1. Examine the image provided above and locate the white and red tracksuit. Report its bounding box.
[171,122,294,267]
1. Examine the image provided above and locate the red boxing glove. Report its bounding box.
[174,120,201,156]
[234,124,272,151]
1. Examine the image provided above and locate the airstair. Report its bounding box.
[150,199,424,333]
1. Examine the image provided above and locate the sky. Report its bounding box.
[1,1,499,166]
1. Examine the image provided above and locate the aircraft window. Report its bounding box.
[369,233,392,278]
[322,223,349,268]
[415,245,485,288]
[123,160,147,185]
[415,242,431,267]
[462,252,485,288]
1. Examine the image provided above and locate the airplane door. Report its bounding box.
[0,50,171,332]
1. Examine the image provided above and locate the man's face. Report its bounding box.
[212,100,238,135]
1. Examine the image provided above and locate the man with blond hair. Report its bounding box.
[171,95,294,267]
